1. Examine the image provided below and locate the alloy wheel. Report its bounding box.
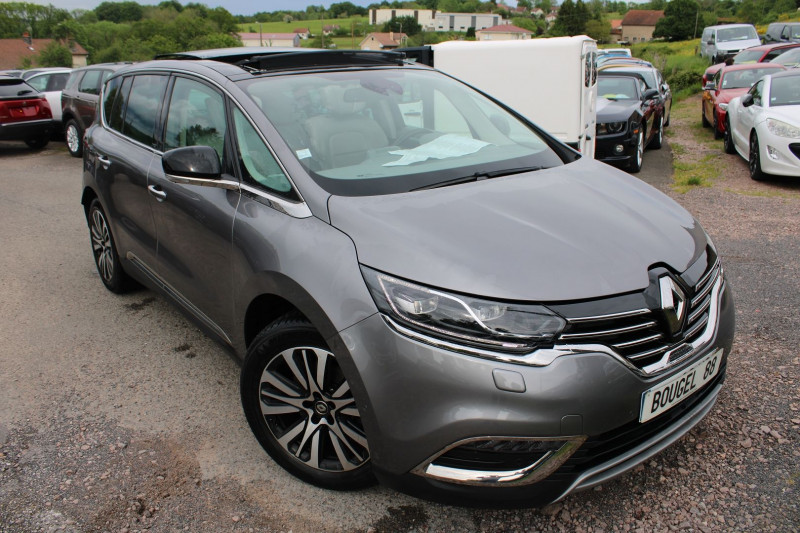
[90,208,114,282]
[259,346,369,472]
[66,123,80,155]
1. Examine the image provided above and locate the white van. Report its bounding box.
[700,24,761,64]
[401,36,598,156]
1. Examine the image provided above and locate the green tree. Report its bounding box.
[37,41,72,67]
[653,0,699,41]
[585,19,610,43]
[382,15,421,35]
[95,1,144,23]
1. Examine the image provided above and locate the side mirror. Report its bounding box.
[741,93,754,107]
[643,88,659,101]
[661,83,669,93]
[707,40,714,45]
[703,82,716,91]
[162,146,221,179]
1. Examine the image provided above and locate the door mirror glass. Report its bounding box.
[741,93,754,107]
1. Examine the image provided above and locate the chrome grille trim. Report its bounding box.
[627,345,669,361]
[565,308,650,324]
[559,321,657,340]
[695,260,719,290]
[688,297,711,324]
[612,333,663,349]
[691,266,718,307]
[683,314,709,339]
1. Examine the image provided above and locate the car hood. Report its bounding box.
[597,97,639,122]
[327,158,707,301]
[765,104,800,124]
[716,40,761,52]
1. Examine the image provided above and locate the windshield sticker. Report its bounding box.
[383,134,491,167]
[296,148,312,160]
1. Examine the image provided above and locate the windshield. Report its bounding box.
[239,68,566,196]
[717,26,758,42]
[602,67,656,88]
[721,67,782,89]
[598,77,639,100]
[734,50,764,64]
[769,76,800,106]
[772,48,800,67]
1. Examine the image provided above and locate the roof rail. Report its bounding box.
[156,48,406,72]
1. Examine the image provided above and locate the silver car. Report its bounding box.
[81,48,735,506]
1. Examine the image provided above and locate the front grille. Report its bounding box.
[556,261,720,371]
[431,439,562,472]
[551,363,726,479]
[789,143,800,160]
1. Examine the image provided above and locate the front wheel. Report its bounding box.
[240,315,374,490]
[628,128,644,174]
[749,132,767,181]
[64,119,83,158]
[723,118,736,154]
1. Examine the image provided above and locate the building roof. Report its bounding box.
[0,38,87,69]
[478,24,533,34]
[238,32,298,41]
[621,10,664,27]
[610,19,623,31]
[362,32,407,47]
[293,28,310,33]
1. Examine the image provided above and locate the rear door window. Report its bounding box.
[121,74,168,148]
[78,70,103,95]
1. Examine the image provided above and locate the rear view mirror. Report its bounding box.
[162,146,221,179]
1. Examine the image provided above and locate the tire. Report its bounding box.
[25,135,49,149]
[713,114,722,140]
[628,128,644,174]
[240,314,374,490]
[749,132,767,182]
[649,116,663,150]
[723,117,736,155]
[87,199,134,293]
[702,106,710,128]
[64,119,83,158]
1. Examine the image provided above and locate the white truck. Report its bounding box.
[401,36,598,156]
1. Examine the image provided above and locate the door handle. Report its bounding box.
[96,155,111,169]
[148,185,167,202]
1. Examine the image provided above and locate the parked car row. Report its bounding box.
[701,22,800,66]
[593,55,672,173]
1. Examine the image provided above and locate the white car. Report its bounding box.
[24,68,71,122]
[724,70,800,180]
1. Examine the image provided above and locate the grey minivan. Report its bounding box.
[81,48,734,506]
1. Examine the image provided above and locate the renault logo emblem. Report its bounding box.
[659,276,686,335]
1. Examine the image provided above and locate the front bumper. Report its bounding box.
[758,133,800,178]
[594,130,638,167]
[331,278,735,505]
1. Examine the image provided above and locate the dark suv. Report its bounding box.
[82,48,734,506]
[61,63,129,157]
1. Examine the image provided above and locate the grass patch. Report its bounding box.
[237,17,368,35]
[672,154,720,192]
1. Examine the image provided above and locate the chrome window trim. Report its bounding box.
[383,274,725,377]
[98,67,313,220]
[412,435,586,487]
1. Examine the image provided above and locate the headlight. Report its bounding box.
[597,122,626,135]
[766,118,800,138]
[718,103,728,111]
[361,266,566,354]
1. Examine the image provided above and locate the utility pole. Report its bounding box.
[693,10,699,39]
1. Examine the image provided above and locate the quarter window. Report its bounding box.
[164,77,227,160]
[108,76,132,133]
[233,108,295,199]
[122,75,168,148]
[78,70,103,95]
[751,81,763,107]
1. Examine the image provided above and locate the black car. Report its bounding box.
[0,74,54,149]
[595,72,663,173]
[61,63,130,157]
[598,59,673,127]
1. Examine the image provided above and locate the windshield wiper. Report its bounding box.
[413,166,545,191]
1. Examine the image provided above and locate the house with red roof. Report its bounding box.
[621,10,665,43]
[238,32,300,48]
[0,35,88,69]
[476,24,533,41]
[359,32,408,50]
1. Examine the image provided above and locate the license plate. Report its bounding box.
[640,349,722,423]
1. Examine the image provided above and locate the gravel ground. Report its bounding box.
[0,96,798,533]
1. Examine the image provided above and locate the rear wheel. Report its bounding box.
[241,315,374,490]
[65,119,83,158]
[87,199,134,293]
[25,135,49,149]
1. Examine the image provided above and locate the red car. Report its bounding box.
[0,74,53,149]
[701,43,800,86]
[702,63,785,138]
